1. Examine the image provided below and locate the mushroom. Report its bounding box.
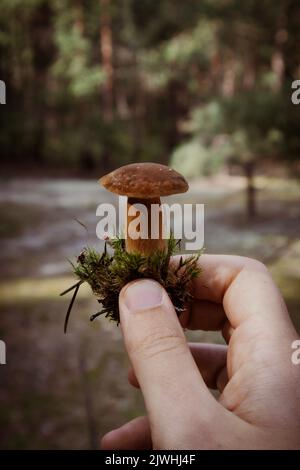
[100,162,188,255]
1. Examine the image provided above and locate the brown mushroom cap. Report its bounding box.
[100,162,188,198]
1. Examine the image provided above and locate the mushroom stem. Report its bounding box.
[126,197,166,255]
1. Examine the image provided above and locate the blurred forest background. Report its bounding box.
[0,0,300,450]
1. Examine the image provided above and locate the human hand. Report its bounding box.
[101,255,300,450]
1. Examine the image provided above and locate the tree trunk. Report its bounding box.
[244,161,256,220]
[221,56,236,97]
[30,2,54,164]
[100,0,114,122]
[271,7,287,92]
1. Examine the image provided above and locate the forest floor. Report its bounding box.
[0,175,299,449]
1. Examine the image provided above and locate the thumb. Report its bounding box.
[119,279,217,445]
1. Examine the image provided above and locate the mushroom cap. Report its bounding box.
[100,162,188,198]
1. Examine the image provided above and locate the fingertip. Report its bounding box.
[120,279,164,314]
[101,429,118,450]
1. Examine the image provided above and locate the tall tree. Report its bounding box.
[100,0,114,122]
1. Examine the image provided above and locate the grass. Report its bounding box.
[0,276,91,305]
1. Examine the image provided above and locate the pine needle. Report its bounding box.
[64,282,81,333]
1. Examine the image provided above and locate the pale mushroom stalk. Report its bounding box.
[126,196,165,255]
[100,163,188,256]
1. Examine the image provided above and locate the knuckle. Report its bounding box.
[248,258,268,273]
[128,327,185,360]
[237,256,268,274]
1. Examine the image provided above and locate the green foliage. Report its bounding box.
[130,0,204,46]
[176,89,287,174]
[172,141,206,178]
[171,139,225,178]
[140,19,216,90]
[0,0,299,171]
[52,2,105,98]
[66,235,201,326]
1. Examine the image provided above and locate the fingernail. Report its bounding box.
[123,279,163,312]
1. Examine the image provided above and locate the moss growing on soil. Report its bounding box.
[62,235,201,331]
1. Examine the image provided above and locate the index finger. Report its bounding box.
[175,254,295,335]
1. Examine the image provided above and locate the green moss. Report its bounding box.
[62,235,202,331]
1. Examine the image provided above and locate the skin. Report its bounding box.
[101,255,300,450]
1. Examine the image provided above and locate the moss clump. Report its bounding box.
[61,235,202,332]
